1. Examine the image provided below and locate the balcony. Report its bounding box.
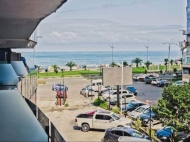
[181,30,190,35]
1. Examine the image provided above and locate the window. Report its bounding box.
[111,131,115,134]
[126,95,133,98]
[114,131,123,136]
[97,82,102,85]
[124,132,131,136]
[135,107,146,113]
[95,115,104,120]
[130,130,143,138]
[92,83,95,86]
[104,115,112,120]
[111,113,120,120]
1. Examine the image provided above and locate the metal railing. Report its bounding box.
[25,98,66,142]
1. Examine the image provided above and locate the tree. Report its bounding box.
[132,58,142,68]
[110,62,116,67]
[153,84,190,132]
[45,69,48,76]
[144,61,152,69]
[83,65,87,70]
[123,61,128,67]
[51,65,60,73]
[66,61,77,71]
[170,59,174,65]
[61,69,64,77]
[178,58,183,65]
[164,58,168,72]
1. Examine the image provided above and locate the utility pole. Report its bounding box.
[162,43,178,72]
[145,45,149,62]
[110,45,114,64]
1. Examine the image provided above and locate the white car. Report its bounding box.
[151,79,162,85]
[102,90,133,102]
[172,81,187,86]
[80,88,95,96]
[128,105,150,119]
[109,94,136,105]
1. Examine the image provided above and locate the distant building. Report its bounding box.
[181,0,190,82]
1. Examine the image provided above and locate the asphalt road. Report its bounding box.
[133,81,163,103]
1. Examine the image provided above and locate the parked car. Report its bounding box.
[56,86,68,98]
[128,105,150,119]
[102,90,133,102]
[151,79,162,85]
[172,81,187,86]
[137,74,147,82]
[157,80,169,87]
[155,126,187,142]
[118,136,151,142]
[102,127,152,142]
[122,102,146,114]
[138,110,156,127]
[172,72,182,78]
[75,110,132,132]
[52,84,67,91]
[86,79,102,91]
[145,77,157,84]
[109,94,136,105]
[133,74,140,81]
[182,134,190,142]
[80,88,95,96]
[126,86,137,95]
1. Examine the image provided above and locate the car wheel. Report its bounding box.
[105,138,113,142]
[81,124,90,132]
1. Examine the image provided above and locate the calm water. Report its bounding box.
[21,51,181,68]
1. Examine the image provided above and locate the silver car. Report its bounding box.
[80,88,95,96]
[128,105,150,119]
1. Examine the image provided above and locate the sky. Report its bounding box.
[17,0,187,52]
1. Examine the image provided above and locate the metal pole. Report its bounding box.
[109,88,111,111]
[120,61,123,115]
[98,85,100,105]
[124,96,127,117]
[117,85,120,108]
[150,105,152,139]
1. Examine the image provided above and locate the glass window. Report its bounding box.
[124,132,131,136]
[95,115,104,120]
[104,115,112,120]
[114,131,123,136]
[130,130,143,138]
[135,107,146,113]
[126,95,133,98]
[111,131,115,134]
[111,113,120,120]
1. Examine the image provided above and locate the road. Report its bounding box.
[133,81,163,103]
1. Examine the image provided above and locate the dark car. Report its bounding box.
[155,126,187,142]
[122,102,146,114]
[103,127,152,142]
[139,110,156,126]
[183,134,190,142]
[145,77,156,84]
[126,86,137,95]
[157,80,169,87]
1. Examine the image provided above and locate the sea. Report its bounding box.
[21,50,182,68]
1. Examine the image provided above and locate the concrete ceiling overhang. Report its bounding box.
[0,0,67,48]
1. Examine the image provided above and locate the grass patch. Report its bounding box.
[93,98,108,110]
[38,80,46,84]
[132,67,146,73]
[38,70,100,78]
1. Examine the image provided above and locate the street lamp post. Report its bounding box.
[162,43,178,72]
[110,45,114,64]
[145,45,149,62]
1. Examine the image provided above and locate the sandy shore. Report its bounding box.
[36,77,104,141]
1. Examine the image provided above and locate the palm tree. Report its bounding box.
[45,69,48,76]
[170,59,174,65]
[66,61,77,71]
[164,58,168,72]
[37,66,42,73]
[132,58,142,68]
[178,58,183,65]
[110,62,116,67]
[51,64,60,73]
[83,65,87,70]
[123,61,128,67]
[144,61,152,69]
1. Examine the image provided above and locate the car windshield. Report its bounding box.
[135,107,146,113]
[126,103,134,108]
[130,130,144,138]
[163,127,174,133]
[111,113,120,120]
